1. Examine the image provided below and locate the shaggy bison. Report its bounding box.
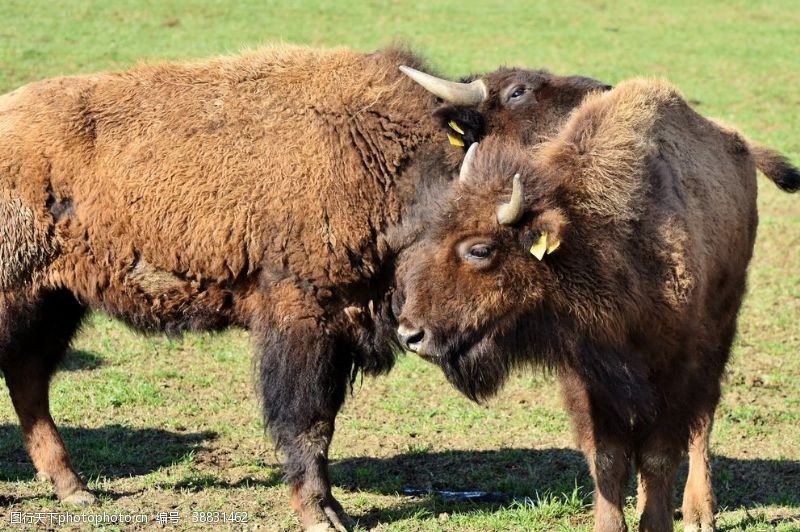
[0,46,613,530]
[0,45,445,529]
[394,80,799,532]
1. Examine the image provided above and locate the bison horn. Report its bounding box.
[496,174,524,225]
[459,142,479,182]
[399,65,487,105]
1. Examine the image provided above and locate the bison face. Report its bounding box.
[400,65,610,149]
[395,140,567,401]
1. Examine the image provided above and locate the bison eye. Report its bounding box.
[468,244,493,258]
[457,239,498,267]
[509,86,526,100]
[465,243,495,262]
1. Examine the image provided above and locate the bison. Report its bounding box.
[0,46,614,530]
[0,45,446,530]
[394,79,799,532]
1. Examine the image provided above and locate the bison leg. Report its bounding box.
[585,440,632,532]
[560,369,631,532]
[0,290,93,504]
[254,287,354,531]
[681,411,716,532]
[635,437,681,532]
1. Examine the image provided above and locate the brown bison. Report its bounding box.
[394,79,799,532]
[0,46,613,530]
[0,45,443,530]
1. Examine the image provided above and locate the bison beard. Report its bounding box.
[427,306,657,435]
[437,332,513,402]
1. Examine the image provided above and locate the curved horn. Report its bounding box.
[496,174,524,225]
[459,142,479,182]
[399,65,487,105]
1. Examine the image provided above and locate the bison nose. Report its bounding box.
[397,324,425,352]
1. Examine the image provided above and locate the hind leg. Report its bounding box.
[634,386,718,532]
[635,384,719,532]
[681,408,716,532]
[0,289,92,504]
[681,324,733,532]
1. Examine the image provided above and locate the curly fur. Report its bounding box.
[397,78,796,531]
[0,45,446,527]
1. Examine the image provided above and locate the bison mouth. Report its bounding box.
[414,321,519,403]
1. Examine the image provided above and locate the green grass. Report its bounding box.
[1,1,799,530]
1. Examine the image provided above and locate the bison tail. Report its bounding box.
[751,143,800,192]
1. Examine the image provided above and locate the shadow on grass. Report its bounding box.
[2,428,796,526]
[332,447,591,528]
[0,424,216,481]
[332,447,590,499]
[704,455,800,508]
[58,349,104,371]
[330,448,800,527]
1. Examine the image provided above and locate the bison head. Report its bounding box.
[400,65,611,148]
[394,138,572,401]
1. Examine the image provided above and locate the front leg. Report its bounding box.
[635,435,681,532]
[560,368,633,532]
[252,283,353,531]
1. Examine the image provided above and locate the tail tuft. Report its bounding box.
[752,144,800,192]
[776,165,800,192]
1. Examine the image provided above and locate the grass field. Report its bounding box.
[0,1,798,530]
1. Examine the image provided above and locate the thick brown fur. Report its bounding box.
[396,79,796,531]
[0,45,439,304]
[0,45,449,530]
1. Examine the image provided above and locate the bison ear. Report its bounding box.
[567,75,612,93]
[521,209,567,260]
[432,106,486,149]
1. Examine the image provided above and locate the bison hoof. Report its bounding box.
[303,499,353,532]
[61,490,97,506]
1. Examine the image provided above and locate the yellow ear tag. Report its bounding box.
[546,238,560,254]
[448,120,465,134]
[447,133,465,147]
[529,232,548,260]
